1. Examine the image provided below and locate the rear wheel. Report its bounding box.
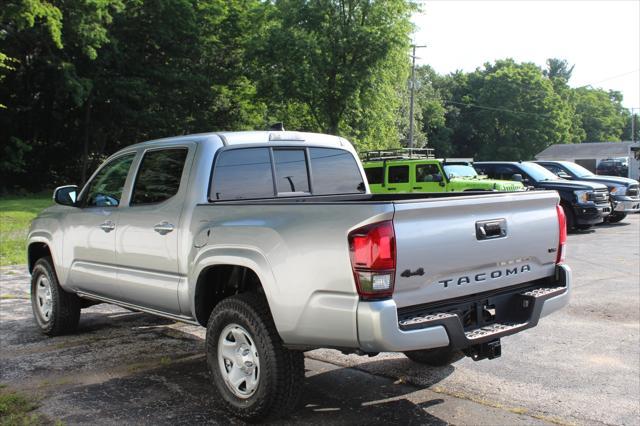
[206,293,304,421]
[30,256,81,336]
[404,347,464,367]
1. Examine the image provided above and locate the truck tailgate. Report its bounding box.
[392,191,560,308]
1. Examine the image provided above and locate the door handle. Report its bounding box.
[387,187,397,190]
[413,186,422,190]
[99,221,115,233]
[154,221,175,235]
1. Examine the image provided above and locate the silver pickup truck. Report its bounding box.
[28,131,570,421]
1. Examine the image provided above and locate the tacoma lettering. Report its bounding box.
[438,264,531,288]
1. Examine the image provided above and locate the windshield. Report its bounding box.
[443,164,478,178]
[561,162,594,178]
[520,162,562,181]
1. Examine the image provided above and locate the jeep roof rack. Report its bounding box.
[360,147,435,162]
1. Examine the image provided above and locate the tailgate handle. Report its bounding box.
[476,219,507,240]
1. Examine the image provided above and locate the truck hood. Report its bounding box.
[574,175,639,188]
[536,179,607,191]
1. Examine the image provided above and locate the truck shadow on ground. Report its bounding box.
[1,306,453,425]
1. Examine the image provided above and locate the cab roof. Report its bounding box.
[125,131,348,151]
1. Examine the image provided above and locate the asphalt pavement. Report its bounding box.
[1,215,638,425]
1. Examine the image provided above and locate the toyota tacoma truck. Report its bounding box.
[362,149,524,193]
[534,160,640,223]
[474,161,611,231]
[28,131,570,421]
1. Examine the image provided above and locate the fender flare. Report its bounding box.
[188,246,281,326]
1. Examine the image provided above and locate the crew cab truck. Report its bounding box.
[28,132,570,421]
[362,148,524,193]
[474,161,611,231]
[534,160,640,223]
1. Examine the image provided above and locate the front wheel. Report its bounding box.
[206,293,304,421]
[607,212,627,223]
[30,256,81,336]
[404,347,464,366]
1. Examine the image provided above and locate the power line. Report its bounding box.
[576,68,640,89]
[443,100,553,118]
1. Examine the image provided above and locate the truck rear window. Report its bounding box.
[273,149,310,194]
[210,147,364,200]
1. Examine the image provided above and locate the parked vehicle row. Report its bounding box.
[359,148,639,231]
[533,160,640,223]
[474,161,612,230]
[29,131,570,421]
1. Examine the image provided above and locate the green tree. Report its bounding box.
[433,60,573,160]
[572,87,628,142]
[253,0,414,149]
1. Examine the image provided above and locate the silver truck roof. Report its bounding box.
[124,131,348,151]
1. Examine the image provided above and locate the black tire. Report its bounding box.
[608,212,627,223]
[561,203,575,231]
[404,347,464,367]
[206,293,304,422]
[576,224,592,230]
[30,256,81,336]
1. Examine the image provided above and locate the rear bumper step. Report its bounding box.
[397,282,568,349]
[356,264,571,353]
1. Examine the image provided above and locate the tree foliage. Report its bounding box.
[0,2,634,192]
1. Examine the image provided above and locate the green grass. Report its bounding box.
[0,388,42,426]
[0,194,52,266]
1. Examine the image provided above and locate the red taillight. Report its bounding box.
[348,220,396,299]
[556,204,567,264]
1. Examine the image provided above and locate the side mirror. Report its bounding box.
[53,185,78,206]
[558,172,571,179]
[433,173,443,182]
[511,174,523,182]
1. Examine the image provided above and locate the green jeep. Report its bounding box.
[361,149,524,193]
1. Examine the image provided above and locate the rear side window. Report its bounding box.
[310,148,365,194]
[364,167,384,185]
[415,164,440,182]
[131,148,188,205]
[273,149,309,194]
[388,165,409,183]
[211,148,274,200]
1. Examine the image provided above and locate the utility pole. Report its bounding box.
[631,108,638,142]
[408,44,427,148]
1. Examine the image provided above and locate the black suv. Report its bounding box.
[474,161,611,230]
[535,160,640,223]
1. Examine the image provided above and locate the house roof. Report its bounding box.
[536,142,640,159]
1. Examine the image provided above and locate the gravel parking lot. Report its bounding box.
[1,215,638,425]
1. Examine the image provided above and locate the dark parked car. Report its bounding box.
[535,160,640,223]
[474,161,610,231]
[596,159,628,177]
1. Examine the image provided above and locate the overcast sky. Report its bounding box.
[412,0,640,110]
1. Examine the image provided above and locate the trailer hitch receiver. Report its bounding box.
[464,339,502,361]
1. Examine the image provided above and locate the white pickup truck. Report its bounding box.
[28,131,570,421]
